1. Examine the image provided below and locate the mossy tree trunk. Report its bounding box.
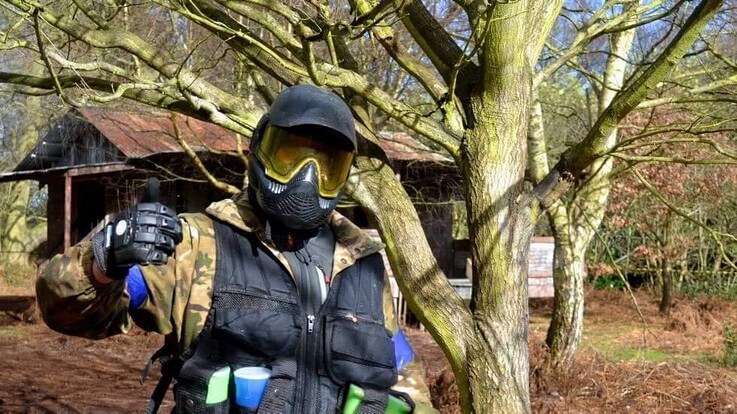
[0,94,45,264]
[528,6,638,368]
[543,148,620,368]
[354,0,557,409]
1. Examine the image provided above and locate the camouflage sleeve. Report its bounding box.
[383,272,438,413]
[131,213,212,347]
[36,215,204,342]
[36,241,132,339]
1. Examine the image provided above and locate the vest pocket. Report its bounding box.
[206,399,230,413]
[175,360,231,414]
[324,315,398,388]
[175,388,231,413]
[212,292,302,358]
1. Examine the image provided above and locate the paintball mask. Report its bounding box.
[248,85,356,230]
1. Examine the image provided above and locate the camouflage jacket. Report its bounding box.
[36,191,435,411]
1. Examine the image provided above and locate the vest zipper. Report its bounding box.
[295,310,321,414]
[294,268,323,413]
[307,314,315,333]
[298,271,336,413]
[279,241,332,413]
[306,312,319,413]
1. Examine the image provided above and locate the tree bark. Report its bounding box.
[348,155,475,412]
[0,94,45,264]
[464,100,534,412]
[541,4,638,369]
[459,5,536,407]
[545,147,616,368]
[660,256,673,315]
[545,209,587,368]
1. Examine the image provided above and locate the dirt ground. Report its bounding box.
[1,288,736,413]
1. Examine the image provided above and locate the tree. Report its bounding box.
[601,133,737,310]
[529,0,737,367]
[0,58,58,265]
[529,1,639,367]
[0,95,42,264]
[0,0,727,411]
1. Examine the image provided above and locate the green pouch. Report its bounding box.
[206,366,231,404]
[342,384,411,414]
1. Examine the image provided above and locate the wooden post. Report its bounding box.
[64,172,72,251]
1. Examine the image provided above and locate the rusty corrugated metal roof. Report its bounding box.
[7,108,452,179]
[81,108,451,163]
[81,109,450,162]
[77,108,244,158]
[377,132,452,162]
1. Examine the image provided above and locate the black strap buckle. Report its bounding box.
[141,342,183,414]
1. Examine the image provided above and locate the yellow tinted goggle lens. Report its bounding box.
[256,126,354,198]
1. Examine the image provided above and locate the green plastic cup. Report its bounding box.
[342,384,365,414]
[205,366,231,404]
[342,384,411,414]
[386,394,412,414]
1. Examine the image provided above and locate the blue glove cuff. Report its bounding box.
[126,265,148,310]
[393,330,414,371]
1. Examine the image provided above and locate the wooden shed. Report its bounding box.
[0,108,245,258]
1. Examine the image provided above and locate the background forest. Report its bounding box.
[0,0,736,412]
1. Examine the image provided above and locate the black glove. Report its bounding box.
[92,178,183,280]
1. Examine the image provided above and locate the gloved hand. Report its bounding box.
[91,178,183,280]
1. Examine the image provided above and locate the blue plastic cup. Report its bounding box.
[233,367,271,409]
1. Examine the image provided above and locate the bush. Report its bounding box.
[681,277,737,301]
[0,260,37,289]
[591,275,626,290]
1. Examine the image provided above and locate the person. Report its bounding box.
[36,84,436,413]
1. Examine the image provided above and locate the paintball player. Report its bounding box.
[36,84,436,413]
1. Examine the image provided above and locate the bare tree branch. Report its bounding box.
[170,112,241,194]
[11,0,261,130]
[535,0,676,87]
[532,0,725,208]
[631,167,737,270]
[352,0,449,103]
[219,1,302,53]
[393,0,477,96]
[637,74,737,108]
[165,0,463,158]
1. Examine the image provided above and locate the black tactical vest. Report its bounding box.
[172,219,398,413]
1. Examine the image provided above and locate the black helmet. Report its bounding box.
[248,85,356,230]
